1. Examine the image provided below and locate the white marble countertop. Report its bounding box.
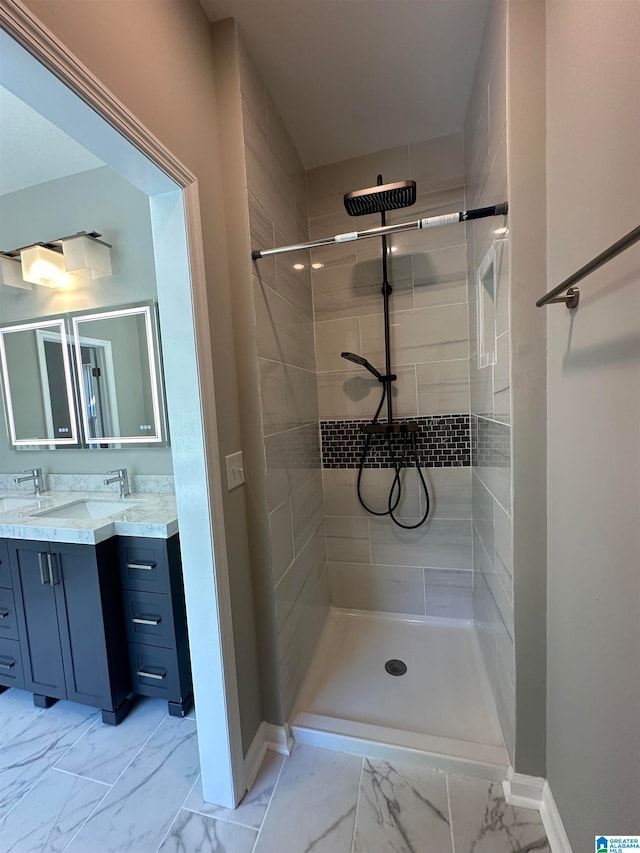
[0,490,178,545]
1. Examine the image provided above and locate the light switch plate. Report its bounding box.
[225,450,245,490]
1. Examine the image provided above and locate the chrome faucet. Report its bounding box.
[103,468,130,499]
[14,468,44,497]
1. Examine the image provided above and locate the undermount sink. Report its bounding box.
[0,496,43,512]
[35,499,140,521]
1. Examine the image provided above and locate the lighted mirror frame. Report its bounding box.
[0,317,79,446]
[72,303,164,445]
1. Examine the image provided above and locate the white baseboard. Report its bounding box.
[503,769,572,853]
[243,722,293,792]
[540,780,573,853]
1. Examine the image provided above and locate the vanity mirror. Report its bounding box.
[0,302,167,449]
[0,317,79,446]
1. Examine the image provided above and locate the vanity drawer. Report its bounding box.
[117,538,170,594]
[0,589,18,641]
[0,637,24,688]
[0,540,11,589]
[122,590,175,649]
[127,643,181,700]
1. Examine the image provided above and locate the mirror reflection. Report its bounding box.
[72,305,163,445]
[0,318,78,446]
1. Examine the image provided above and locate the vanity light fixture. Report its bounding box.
[1,231,112,289]
[0,254,31,290]
[21,245,70,287]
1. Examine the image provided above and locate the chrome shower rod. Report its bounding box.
[251,203,508,260]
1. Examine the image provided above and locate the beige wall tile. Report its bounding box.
[291,471,324,555]
[424,568,473,619]
[266,92,306,212]
[238,38,267,134]
[248,192,276,289]
[275,532,315,631]
[243,107,298,242]
[258,358,286,435]
[369,516,472,570]
[313,254,413,322]
[328,561,425,615]
[265,425,318,512]
[493,497,512,580]
[254,278,315,370]
[416,359,470,416]
[298,568,330,675]
[321,467,422,520]
[315,317,361,373]
[307,144,410,219]
[472,471,495,559]
[274,237,313,319]
[413,244,468,309]
[325,516,370,563]
[408,133,465,193]
[270,498,294,586]
[283,365,318,429]
[426,467,472,520]
[361,303,468,367]
[317,364,416,419]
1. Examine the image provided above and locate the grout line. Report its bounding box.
[0,705,46,751]
[60,710,170,852]
[446,773,456,853]
[51,766,110,787]
[349,757,366,853]
[250,743,288,853]
[182,803,260,832]
[153,803,183,853]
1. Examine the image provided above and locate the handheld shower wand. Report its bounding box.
[340,351,384,382]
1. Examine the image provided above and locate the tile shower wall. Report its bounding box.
[464,0,515,758]
[238,37,329,719]
[307,136,473,620]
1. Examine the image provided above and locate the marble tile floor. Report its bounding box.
[0,687,550,853]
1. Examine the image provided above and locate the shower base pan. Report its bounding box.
[290,608,509,780]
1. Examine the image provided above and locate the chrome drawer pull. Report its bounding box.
[127,562,156,571]
[132,616,161,626]
[0,659,16,670]
[38,552,49,585]
[0,610,9,619]
[137,668,166,680]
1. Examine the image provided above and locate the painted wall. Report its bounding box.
[20,0,262,757]
[213,20,328,722]
[307,135,473,619]
[546,2,640,847]
[0,165,172,474]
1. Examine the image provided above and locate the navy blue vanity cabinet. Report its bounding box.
[7,538,132,723]
[0,538,25,692]
[116,534,193,717]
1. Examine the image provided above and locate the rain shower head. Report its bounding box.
[341,351,384,381]
[344,180,416,217]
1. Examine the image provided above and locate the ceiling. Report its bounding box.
[0,85,104,197]
[199,0,489,169]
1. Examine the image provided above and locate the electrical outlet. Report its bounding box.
[225,450,245,491]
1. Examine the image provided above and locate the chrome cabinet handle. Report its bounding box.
[127,562,156,571]
[0,658,16,670]
[132,616,161,626]
[0,610,9,619]
[137,668,166,680]
[47,553,59,585]
[38,552,49,585]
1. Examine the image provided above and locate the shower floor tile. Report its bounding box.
[291,609,508,770]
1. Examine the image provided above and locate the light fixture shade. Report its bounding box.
[62,235,112,279]
[0,256,31,290]
[21,245,69,288]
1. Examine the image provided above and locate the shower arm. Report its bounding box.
[251,203,508,260]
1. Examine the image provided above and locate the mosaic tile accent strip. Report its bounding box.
[472,415,511,468]
[321,416,470,468]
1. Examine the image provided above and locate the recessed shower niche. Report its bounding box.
[0,302,168,450]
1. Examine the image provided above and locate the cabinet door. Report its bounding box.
[54,543,113,709]
[9,541,66,699]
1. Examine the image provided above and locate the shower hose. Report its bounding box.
[357,383,431,529]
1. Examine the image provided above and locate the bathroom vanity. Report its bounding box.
[0,492,192,724]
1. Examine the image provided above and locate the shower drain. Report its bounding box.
[385,659,407,676]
